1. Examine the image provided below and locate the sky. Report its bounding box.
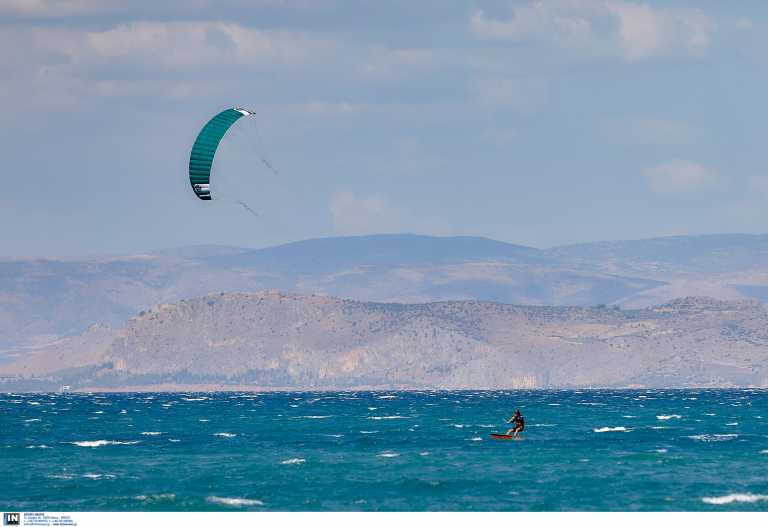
[2,0,768,257]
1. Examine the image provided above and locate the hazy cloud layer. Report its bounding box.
[0,1,766,257]
[644,161,719,194]
[470,0,715,61]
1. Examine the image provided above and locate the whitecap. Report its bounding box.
[688,434,738,442]
[532,424,556,427]
[301,415,332,419]
[70,440,140,447]
[359,430,378,434]
[26,445,51,449]
[419,451,430,456]
[82,473,116,480]
[182,397,208,401]
[656,415,682,420]
[168,439,181,443]
[134,494,175,502]
[377,452,400,458]
[213,433,236,438]
[280,458,306,465]
[594,427,630,433]
[725,422,739,426]
[468,437,483,441]
[368,415,407,420]
[141,431,162,436]
[199,419,210,422]
[206,496,263,507]
[702,494,768,505]
[377,395,397,399]
[24,418,42,423]
[655,449,668,454]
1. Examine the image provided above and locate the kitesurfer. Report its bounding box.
[505,409,525,437]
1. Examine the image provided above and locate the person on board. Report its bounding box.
[505,409,525,437]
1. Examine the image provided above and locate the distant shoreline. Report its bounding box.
[5,385,767,394]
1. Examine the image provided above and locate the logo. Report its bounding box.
[3,513,20,526]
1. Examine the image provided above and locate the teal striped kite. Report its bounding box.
[188,107,253,200]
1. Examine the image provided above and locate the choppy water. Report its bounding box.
[1,390,767,511]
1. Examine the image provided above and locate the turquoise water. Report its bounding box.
[2,390,767,511]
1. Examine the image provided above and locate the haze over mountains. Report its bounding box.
[4,233,768,351]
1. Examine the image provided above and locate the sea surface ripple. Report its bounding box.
[1,389,767,511]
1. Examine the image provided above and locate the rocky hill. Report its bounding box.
[8,233,768,351]
[2,292,766,391]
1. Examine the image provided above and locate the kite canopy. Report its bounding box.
[188,107,252,200]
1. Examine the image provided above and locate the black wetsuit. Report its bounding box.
[515,416,525,431]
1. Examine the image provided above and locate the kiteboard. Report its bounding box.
[490,433,520,440]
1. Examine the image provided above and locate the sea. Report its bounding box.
[1,389,767,511]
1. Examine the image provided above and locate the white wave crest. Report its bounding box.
[656,415,682,420]
[301,415,332,419]
[688,434,738,442]
[206,496,263,507]
[280,458,306,465]
[134,494,176,502]
[702,494,768,505]
[368,415,407,420]
[213,432,236,438]
[594,427,630,433]
[141,431,162,436]
[377,452,400,458]
[70,440,139,447]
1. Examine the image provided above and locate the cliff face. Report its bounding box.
[1,292,767,391]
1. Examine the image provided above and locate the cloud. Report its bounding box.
[85,22,335,69]
[0,21,341,113]
[606,1,713,60]
[643,160,719,194]
[0,0,120,16]
[329,190,404,235]
[0,22,336,73]
[469,0,715,61]
[603,116,698,145]
[469,76,549,112]
[328,190,452,236]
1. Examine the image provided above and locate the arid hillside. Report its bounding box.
[2,292,766,391]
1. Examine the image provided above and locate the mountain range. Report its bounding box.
[4,233,768,352]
